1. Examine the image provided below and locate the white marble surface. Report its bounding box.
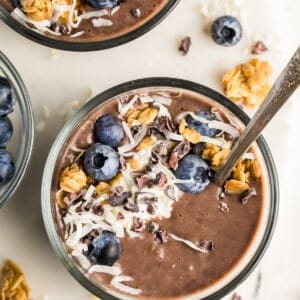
[0,0,299,299]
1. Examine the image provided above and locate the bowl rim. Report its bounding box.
[41,77,279,300]
[0,0,180,52]
[0,51,35,208]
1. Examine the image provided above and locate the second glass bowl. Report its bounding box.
[0,0,179,51]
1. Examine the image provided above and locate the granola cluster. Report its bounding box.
[222,58,272,108]
[0,260,30,300]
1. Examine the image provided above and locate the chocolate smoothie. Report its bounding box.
[52,87,267,299]
[0,0,168,42]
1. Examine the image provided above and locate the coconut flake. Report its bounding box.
[170,178,194,185]
[119,95,139,117]
[88,265,122,276]
[118,126,147,153]
[165,132,184,141]
[122,121,134,144]
[208,120,239,138]
[111,276,141,295]
[242,152,255,160]
[76,254,91,270]
[81,9,108,20]
[153,102,171,118]
[70,31,84,38]
[170,234,208,253]
[140,95,172,106]
[11,8,54,33]
[200,136,231,149]
[111,5,120,15]
[70,145,85,153]
[83,185,95,201]
[92,18,113,27]
[72,243,88,256]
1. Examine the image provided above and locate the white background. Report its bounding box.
[0,0,299,299]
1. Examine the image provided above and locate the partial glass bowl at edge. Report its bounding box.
[41,77,279,300]
[0,0,180,51]
[0,51,34,208]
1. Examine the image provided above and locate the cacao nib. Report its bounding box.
[197,240,215,252]
[109,191,132,207]
[155,229,169,244]
[252,41,268,55]
[241,187,257,205]
[165,185,176,200]
[136,192,157,203]
[155,172,168,187]
[136,175,154,189]
[124,201,139,213]
[132,217,145,232]
[148,222,159,232]
[179,36,191,55]
[147,203,157,215]
[130,8,141,18]
[92,205,104,216]
[218,201,229,213]
[169,141,191,170]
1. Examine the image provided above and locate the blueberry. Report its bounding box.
[84,143,119,181]
[186,111,217,137]
[211,16,242,47]
[94,114,124,148]
[88,231,121,266]
[175,154,211,194]
[0,117,13,145]
[0,149,15,184]
[86,0,121,9]
[12,0,20,7]
[0,77,16,117]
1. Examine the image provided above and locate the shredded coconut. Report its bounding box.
[170,234,208,253]
[92,17,113,27]
[88,265,122,276]
[118,126,147,153]
[111,276,141,295]
[119,95,139,117]
[121,121,135,144]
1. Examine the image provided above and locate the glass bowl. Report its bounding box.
[0,51,34,207]
[42,77,278,300]
[0,0,180,51]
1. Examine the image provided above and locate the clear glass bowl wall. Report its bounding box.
[0,51,34,207]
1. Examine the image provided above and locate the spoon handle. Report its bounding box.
[215,46,300,186]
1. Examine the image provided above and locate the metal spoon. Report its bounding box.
[214,46,300,186]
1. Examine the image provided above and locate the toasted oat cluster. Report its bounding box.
[222,58,272,108]
[0,260,30,300]
[55,91,261,296]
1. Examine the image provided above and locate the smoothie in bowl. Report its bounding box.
[42,78,278,299]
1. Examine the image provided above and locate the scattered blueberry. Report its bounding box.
[186,111,217,137]
[211,16,242,47]
[0,117,13,145]
[0,149,15,184]
[84,143,119,181]
[0,77,16,117]
[86,0,121,9]
[94,114,124,148]
[87,231,121,266]
[12,0,20,7]
[175,154,211,194]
